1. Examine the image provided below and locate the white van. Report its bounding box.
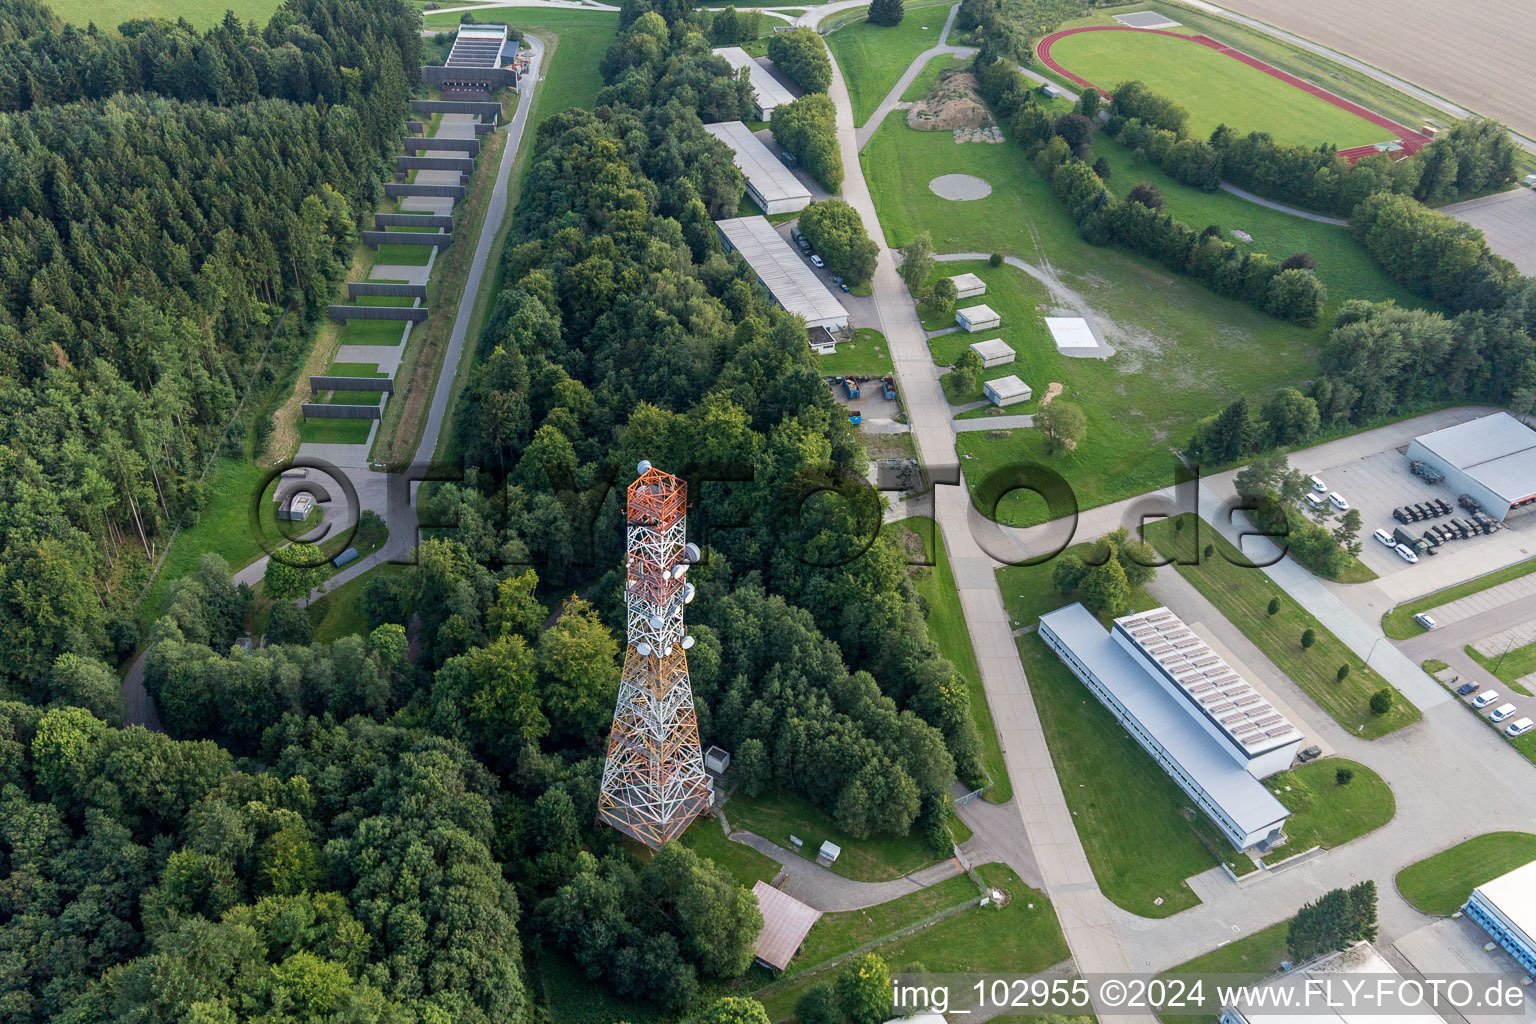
[1472,689,1500,709]
[1395,543,1419,564]
[1329,491,1350,511]
[1310,475,1326,493]
[1505,717,1534,737]
[1490,703,1518,723]
[1305,492,1326,510]
[1373,528,1395,547]
[1414,612,1437,630]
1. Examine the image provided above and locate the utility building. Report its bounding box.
[969,338,1015,368]
[1405,412,1536,521]
[713,47,796,119]
[1465,858,1536,974]
[949,272,986,298]
[704,121,811,215]
[1039,604,1297,850]
[955,304,1000,332]
[716,216,848,332]
[983,375,1031,407]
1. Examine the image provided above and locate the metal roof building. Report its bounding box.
[1039,603,1292,851]
[969,337,1015,368]
[421,24,516,93]
[713,47,797,119]
[704,121,811,215]
[949,272,986,298]
[1465,858,1536,974]
[1405,412,1536,521]
[751,881,822,970]
[716,216,848,332]
[983,375,1030,407]
[956,304,1000,332]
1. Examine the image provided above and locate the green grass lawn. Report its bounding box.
[298,389,380,445]
[1145,514,1420,739]
[306,563,407,644]
[902,52,968,101]
[1466,641,1536,696]
[899,517,1011,803]
[815,327,895,377]
[825,11,946,126]
[1159,918,1291,1024]
[1018,630,1236,916]
[372,243,432,266]
[791,872,978,973]
[47,0,280,28]
[336,317,407,347]
[326,362,387,378]
[758,863,1068,1022]
[861,110,1423,525]
[1382,557,1536,638]
[679,815,782,888]
[1047,30,1393,149]
[724,789,941,883]
[1395,832,1536,917]
[1261,758,1394,862]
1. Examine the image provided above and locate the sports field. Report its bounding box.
[1046,29,1395,148]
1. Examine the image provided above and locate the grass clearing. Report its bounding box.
[825,11,946,126]
[1260,758,1393,862]
[899,516,1011,803]
[1395,832,1536,917]
[791,873,978,973]
[1145,514,1420,739]
[48,0,280,28]
[372,243,433,266]
[815,327,895,377]
[1382,557,1536,638]
[1018,630,1235,916]
[1046,29,1393,149]
[306,563,407,644]
[724,789,941,883]
[860,114,1414,524]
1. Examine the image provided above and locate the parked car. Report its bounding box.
[1373,528,1395,547]
[1297,745,1322,763]
[1414,612,1437,630]
[1505,717,1534,738]
[1457,681,1480,696]
[1395,543,1419,563]
[1329,491,1350,511]
[1310,475,1327,493]
[1490,703,1518,723]
[833,275,850,292]
[809,253,824,268]
[1472,689,1500,709]
[1305,492,1326,509]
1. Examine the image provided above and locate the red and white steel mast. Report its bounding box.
[596,461,711,848]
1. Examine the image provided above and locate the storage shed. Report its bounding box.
[983,375,1031,407]
[955,303,1001,332]
[949,272,986,299]
[968,338,1015,368]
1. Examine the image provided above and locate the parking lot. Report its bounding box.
[1306,446,1536,602]
[828,375,904,431]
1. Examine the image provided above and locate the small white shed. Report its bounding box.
[817,840,841,864]
[969,337,1015,368]
[984,375,1031,407]
[949,272,986,299]
[704,745,731,774]
[956,303,1001,333]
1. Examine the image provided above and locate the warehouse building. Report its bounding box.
[716,216,848,332]
[969,338,1015,368]
[955,304,1000,332]
[1405,412,1536,521]
[1220,942,1444,1024]
[949,272,986,299]
[713,47,797,119]
[1038,604,1295,850]
[1465,858,1536,974]
[704,121,812,215]
[983,375,1030,407]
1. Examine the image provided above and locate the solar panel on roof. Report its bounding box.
[1232,694,1263,707]
[1265,726,1294,738]
[1254,714,1285,729]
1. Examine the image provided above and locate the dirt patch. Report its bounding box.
[1040,381,1064,406]
[907,71,996,134]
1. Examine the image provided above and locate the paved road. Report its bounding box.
[1218,182,1349,225]
[954,414,1033,431]
[732,830,966,911]
[816,21,1150,1017]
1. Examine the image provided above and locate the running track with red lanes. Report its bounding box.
[1035,26,1430,163]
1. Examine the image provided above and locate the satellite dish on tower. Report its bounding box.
[681,635,696,650]
[662,645,674,657]
[683,583,696,604]
[636,459,653,475]
[648,614,664,629]
[637,642,653,656]
[683,542,701,563]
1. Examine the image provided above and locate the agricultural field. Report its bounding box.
[1044,29,1395,148]
[860,110,1418,524]
[1209,0,1536,140]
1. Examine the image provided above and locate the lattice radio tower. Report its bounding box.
[596,461,711,848]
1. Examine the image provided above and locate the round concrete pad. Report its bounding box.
[929,173,992,200]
